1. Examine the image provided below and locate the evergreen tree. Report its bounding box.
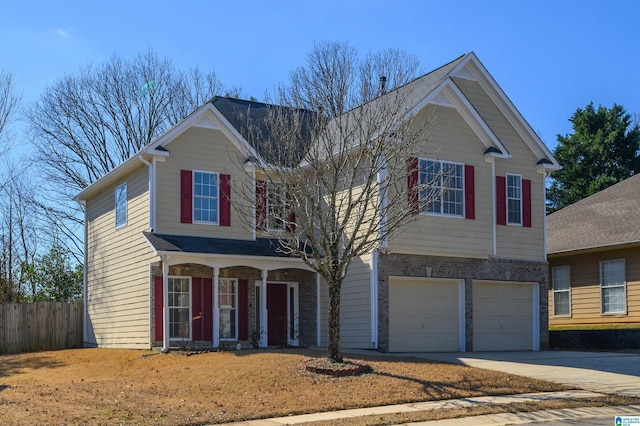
[548,102,640,212]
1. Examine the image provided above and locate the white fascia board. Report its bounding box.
[459,54,561,170]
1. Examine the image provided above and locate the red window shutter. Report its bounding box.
[256,180,267,230]
[180,170,193,224]
[286,189,296,233]
[464,165,475,220]
[523,179,532,228]
[192,277,203,341]
[238,279,249,341]
[496,175,506,225]
[407,157,419,214]
[154,276,163,342]
[202,278,213,341]
[220,174,231,226]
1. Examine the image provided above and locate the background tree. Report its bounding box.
[22,245,83,301]
[0,69,20,160]
[548,102,640,212]
[26,50,234,260]
[240,41,428,362]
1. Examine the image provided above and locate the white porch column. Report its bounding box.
[261,269,268,347]
[162,258,170,353]
[213,267,220,347]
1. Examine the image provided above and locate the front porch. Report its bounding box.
[144,233,319,351]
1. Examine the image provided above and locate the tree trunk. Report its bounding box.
[327,281,342,363]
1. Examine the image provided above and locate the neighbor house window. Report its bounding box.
[552,265,571,316]
[419,159,464,217]
[193,171,219,224]
[169,277,191,340]
[115,183,127,228]
[601,259,626,314]
[219,278,237,339]
[267,182,286,231]
[506,174,522,225]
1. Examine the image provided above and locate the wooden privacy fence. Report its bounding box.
[0,300,83,354]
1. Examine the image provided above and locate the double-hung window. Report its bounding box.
[552,265,571,316]
[168,277,191,340]
[506,174,522,225]
[601,259,626,314]
[219,278,238,340]
[419,159,464,217]
[115,183,127,228]
[267,182,286,231]
[193,171,219,224]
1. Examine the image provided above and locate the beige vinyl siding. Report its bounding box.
[549,247,640,327]
[155,126,253,240]
[86,164,154,349]
[454,77,545,261]
[389,105,493,258]
[318,254,373,349]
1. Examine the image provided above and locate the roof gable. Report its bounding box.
[547,174,640,255]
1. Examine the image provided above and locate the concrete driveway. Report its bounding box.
[417,351,640,397]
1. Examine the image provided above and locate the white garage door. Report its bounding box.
[473,281,537,351]
[389,277,463,352]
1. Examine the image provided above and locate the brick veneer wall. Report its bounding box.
[150,264,316,348]
[377,253,549,352]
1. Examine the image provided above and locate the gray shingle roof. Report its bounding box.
[143,232,301,257]
[546,174,640,255]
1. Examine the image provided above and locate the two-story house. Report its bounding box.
[76,52,560,352]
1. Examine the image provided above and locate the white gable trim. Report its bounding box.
[451,53,561,171]
[407,77,509,157]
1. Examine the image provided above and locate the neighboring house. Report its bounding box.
[547,174,640,327]
[76,52,560,353]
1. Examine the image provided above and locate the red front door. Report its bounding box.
[267,283,288,346]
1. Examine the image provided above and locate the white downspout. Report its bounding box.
[162,257,170,353]
[370,251,378,348]
[491,160,497,256]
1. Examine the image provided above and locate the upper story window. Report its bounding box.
[419,159,464,217]
[552,265,571,316]
[506,174,522,225]
[267,182,286,231]
[115,182,127,229]
[193,171,219,224]
[601,259,626,314]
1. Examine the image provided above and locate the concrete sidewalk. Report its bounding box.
[227,390,607,425]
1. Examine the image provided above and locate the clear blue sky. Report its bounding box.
[2,0,639,155]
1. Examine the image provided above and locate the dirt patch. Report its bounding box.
[0,348,569,425]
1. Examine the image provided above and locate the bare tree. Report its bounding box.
[238,41,432,362]
[0,70,20,155]
[25,50,232,258]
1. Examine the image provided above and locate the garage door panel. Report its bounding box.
[473,281,535,351]
[389,278,461,352]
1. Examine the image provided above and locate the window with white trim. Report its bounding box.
[267,182,286,231]
[169,277,191,340]
[193,171,219,224]
[506,174,522,225]
[115,183,127,228]
[601,259,626,314]
[419,159,463,217]
[219,278,238,339]
[552,265,571,316]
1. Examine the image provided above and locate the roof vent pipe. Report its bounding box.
[379,76,387,94]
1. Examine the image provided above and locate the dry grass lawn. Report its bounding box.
[0,347,576,425]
